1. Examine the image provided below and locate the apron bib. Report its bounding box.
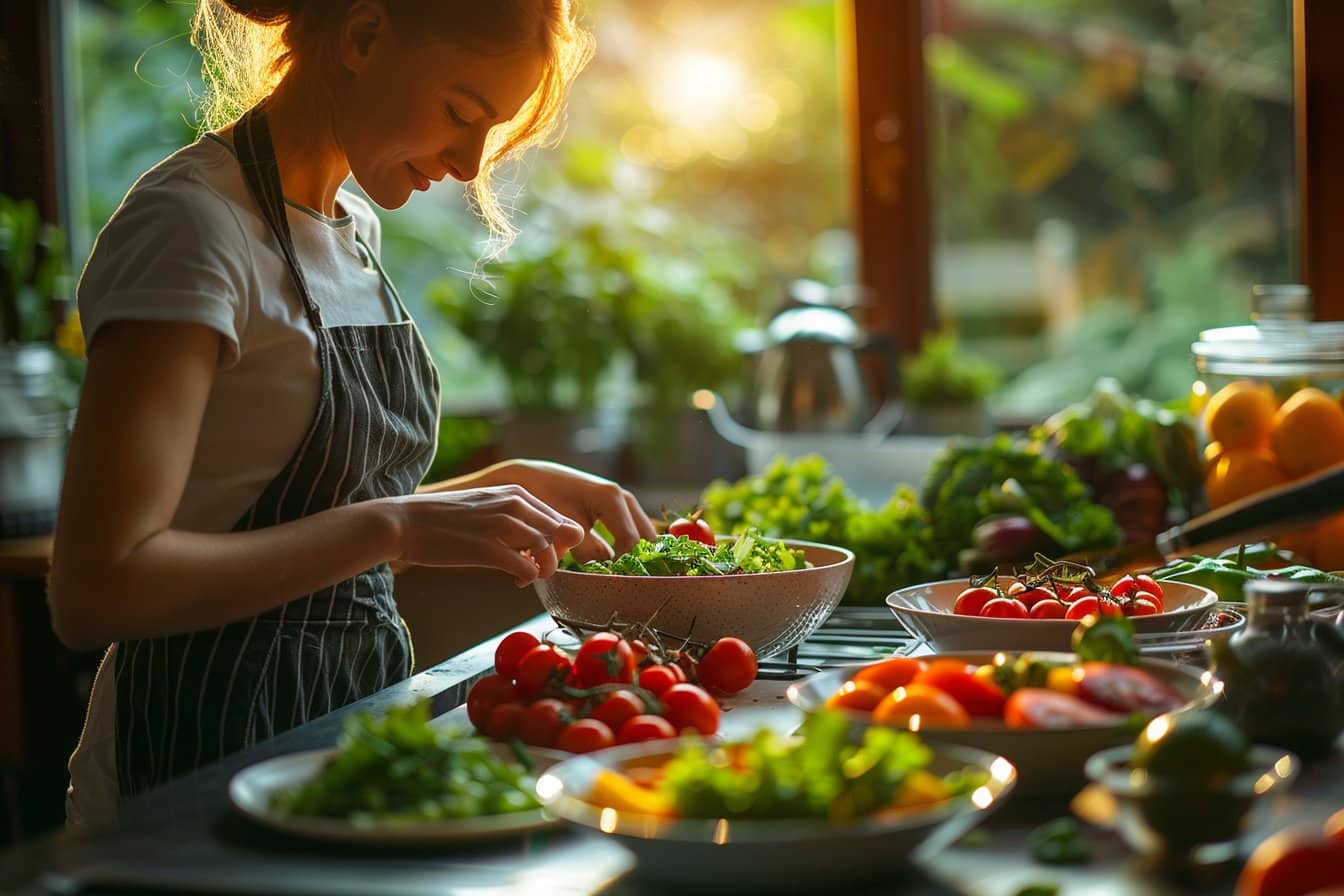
[112,107,440,797]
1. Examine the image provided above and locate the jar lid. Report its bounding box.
[1243,577,1313,605]
[1193,321,1344,378]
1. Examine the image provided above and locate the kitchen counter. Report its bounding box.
[3,609,1342,896]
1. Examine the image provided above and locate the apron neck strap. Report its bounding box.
[235,106,324,330]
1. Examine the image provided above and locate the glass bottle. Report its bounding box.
[1208,578,1344,759]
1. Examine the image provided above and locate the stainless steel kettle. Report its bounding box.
[741,280,897,433]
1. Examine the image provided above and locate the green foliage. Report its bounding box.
[0,196,71,343]
[920,435,1119,566]
[700,455,943,605]
[661,711,961,822]
[571,529,805,576]
[270,700,539,823]
[901,331,1003,407]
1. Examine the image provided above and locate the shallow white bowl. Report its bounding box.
[534,538,854,659]
[787,652,1222,795]
[535,736,1015,890]
[886,578,1218,652]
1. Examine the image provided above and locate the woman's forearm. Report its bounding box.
[48,499,400,651]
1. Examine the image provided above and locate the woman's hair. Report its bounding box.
[191,0,594,248]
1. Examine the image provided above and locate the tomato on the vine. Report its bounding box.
[518,698,570,747]
[954,586,998,616]
[668,515,716,547]
[981,597,1029,619]
[466,674,518,732]
[661,683,720,735]
[616,714,678,744]
[484,702,526,740]
[514,645,572,698]
[637,664,684,695]
[556,719,616,754]
[1029,599,1068,619]
[591,690,646,731]
[695,637,757,695]
[494,630,540,679]
[573,632,636,687]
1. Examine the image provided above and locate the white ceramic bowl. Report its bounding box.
[534,737,1016,890]
[787,653,1222,795]
[886,578,1219,652]
[533,538,854,659]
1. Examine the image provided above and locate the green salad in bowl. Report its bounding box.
[568,528,809,577]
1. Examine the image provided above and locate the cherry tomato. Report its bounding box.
[556,719,616,754]
[591,690,646,732]
[912,660,1006,718]
[1003,688,1125,729]
[872,683,971,728]
[1135,575,1164,600]
[661,683,720,735]
[467,674,518,732]
[668,516,716,547]
[1064,586,1095,604]
[1110,575,1139,599]
[1065,595,1100,620]
[825,679,888,714]
[574,632,636,688]
[637,664,684,695]
[669,649,699,682]
[696,637,758,695]
[1007,580,1028,595]
[1016,587,1056,609]
[980,597,1029,619]
[853,656,927,692]
[484,701,526,740]
[629,639,650,666]
[514,645,573,698]
[1074,662,1184,714]
[954,586,998,616]
[616,714,678,744]
[494,630,541,679]
[1029,598,1068,619]
[1133,588,1164,610]
[518,698,571,747]
[1126,596,1162,616]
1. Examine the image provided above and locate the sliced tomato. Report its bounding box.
[912,660,1006,718]
[1003,688,1128,729]
[872,683,971,728]
[1074,662,1185,714]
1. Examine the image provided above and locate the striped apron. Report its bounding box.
[112,106,441,798]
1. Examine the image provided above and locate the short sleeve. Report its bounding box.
[77,178,253,370]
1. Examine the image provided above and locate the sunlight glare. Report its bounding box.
[651,52,745,130]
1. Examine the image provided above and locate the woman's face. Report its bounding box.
[335,9,547,209]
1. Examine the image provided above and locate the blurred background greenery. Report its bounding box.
[65,0,1295,475]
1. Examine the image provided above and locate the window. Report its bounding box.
[923,0,1296,414]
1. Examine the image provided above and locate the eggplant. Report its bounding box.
[972,514,1056,561]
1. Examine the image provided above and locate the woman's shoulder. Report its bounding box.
[103,136,254,244]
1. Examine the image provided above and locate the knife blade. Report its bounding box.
[1062,460,1344,573]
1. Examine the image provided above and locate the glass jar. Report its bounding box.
[1192,284,1344,403]
[1207,578,1344,759]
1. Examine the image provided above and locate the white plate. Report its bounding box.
[229,745,559,845]
[886,578,1219,652]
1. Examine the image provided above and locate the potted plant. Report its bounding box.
[898,331,1001,436]
[1,195,78,536]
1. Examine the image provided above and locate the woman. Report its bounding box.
[50,0,655,827]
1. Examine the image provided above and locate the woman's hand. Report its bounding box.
[381,485,586,585]
[486,460,657,562]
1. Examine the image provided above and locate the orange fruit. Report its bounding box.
[1275,524,1318,566]
[1203,440,1225,476]
[1270,387,1344,478]
[1311,512,1344,571]
[1204,448,1289,508]
[1204,381,1277,450]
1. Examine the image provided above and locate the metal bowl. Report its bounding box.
[533,539,854,659]
[534,736,1016,891]
[787,653,1222,796]
[886,578,1218,652]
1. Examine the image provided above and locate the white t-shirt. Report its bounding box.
[67,133,404,828]
[77,132,401,533]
